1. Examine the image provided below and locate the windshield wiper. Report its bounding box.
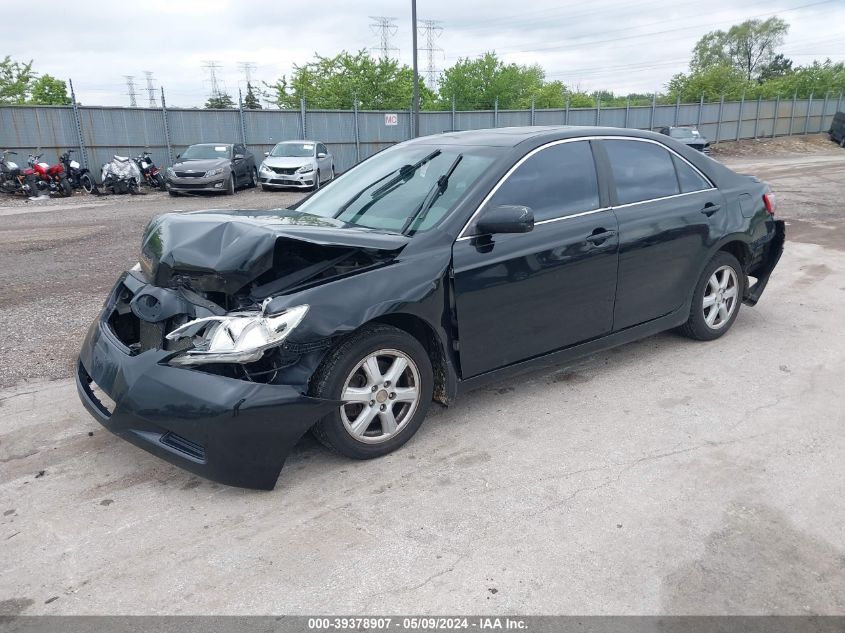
[400,154,463,235]
[333,149,442,221]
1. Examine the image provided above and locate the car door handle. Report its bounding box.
[585,229,616,244]
[700,203,721,216]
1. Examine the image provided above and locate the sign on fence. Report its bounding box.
[384,113,399,126]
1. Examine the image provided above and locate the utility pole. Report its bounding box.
[123,75,138,107]
[202,60,223,100]
[411,1,420,137]
[369,16,399,60]
[143,71,156,108]
[418,19,443,89]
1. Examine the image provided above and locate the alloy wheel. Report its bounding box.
[703,265,738,329]
[339,349,421,444]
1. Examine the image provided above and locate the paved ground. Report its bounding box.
[1,136,844,615]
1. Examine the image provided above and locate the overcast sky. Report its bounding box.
[3,0,844,108]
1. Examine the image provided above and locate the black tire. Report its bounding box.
[312,169,320,191]
[168,190,180,197]
[311,324,434,460]
[248,168,258,188]
[678,251,744,341]
[261,184,272,192]
[330,164,335,181]
[59,177,72,197]
[80,173,95,194]
[840,137,845,149]
[154,173,167,190]
[225,174,236,195]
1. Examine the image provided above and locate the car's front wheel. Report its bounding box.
[679,251,744,341]
[311,324,433,459]
[225,174,236,195]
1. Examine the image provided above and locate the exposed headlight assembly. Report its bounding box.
[166,304,309,366]
[205,167,224,177]
[296,164,315,174]
[260,163,273,172]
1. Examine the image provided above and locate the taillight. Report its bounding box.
[763,192,777,215]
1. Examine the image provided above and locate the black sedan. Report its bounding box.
[77,126,784,489]
[165,143,257,195]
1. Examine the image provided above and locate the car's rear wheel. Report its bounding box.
[679,252,744,341]
[311,324,433,459]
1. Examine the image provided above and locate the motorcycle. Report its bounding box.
[133,151,166,190]
[60,149,97,194]
[23,152,72,197]
[0,150,39,196]
[100,155,142,194]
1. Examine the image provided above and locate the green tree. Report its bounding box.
[243,82,262,109]
[691,18,789,80]
[269,50,435,110]
[0,56,35,104]
[29,74,71,105]
[755,59,845,98]
[757,54,793,83]
[438,52,546,110]
[667,65,753,102]
[206,92,235,109]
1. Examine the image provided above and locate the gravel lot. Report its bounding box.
[1,134,844,615]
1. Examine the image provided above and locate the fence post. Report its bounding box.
[160,87,173,166]
[68,79,89,169]
[674,94,681,125]
[789,93,797,135]
[565,98,570,125]
[715,95,724,143]
[820,91,829,133]
[300,98,307,139]
[697,94,704,129]
[494,96,499,128]
[774,94,781,137]
[451,94,456,131]
[596,97,601,126]
[753,95,762,138]
[649,93,656,130]
[803,92,813,135]
[625,97,630,128]
[237,89,247,145]
[531,96,536,126]
[353,98,361,163]
[736,93,745,141]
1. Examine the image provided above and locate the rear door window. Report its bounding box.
[604,140,679,205]
[673,155,712,193]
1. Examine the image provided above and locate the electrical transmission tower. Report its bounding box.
[123,75,138,107]
[369,16,398,59]
[143,71,156,107]
[418,20,444,89]
[202,60,223,100]
[237,61,257,86]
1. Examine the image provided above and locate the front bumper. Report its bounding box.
[166,175,227,193]
[259,169,315,189]
[76,280,338,489]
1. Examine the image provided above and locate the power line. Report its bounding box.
[419,19,444,88]
[143,71,156,108]
[123,75,138,107]
[202,60,223,100]
[369,16,399,60]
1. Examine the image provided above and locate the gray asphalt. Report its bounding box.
[1,141,844,615]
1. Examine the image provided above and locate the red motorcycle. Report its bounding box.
[23,153,72,197]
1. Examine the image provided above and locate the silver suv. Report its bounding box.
[259,140,334,191]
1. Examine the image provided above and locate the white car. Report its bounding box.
[259,140,334,191]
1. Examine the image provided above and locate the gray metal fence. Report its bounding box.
[1,92,843,175]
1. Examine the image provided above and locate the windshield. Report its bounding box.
[271,142,317,158]
[669,128,696,139]
[294,144,500,234]
[180,145,231,160]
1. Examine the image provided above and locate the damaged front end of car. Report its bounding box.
[77,209,412,489]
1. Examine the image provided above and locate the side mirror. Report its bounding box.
[175,154,180,159]
[476,205,534,235]
[317,152,327,159]
[264,152,270,157]
[234,154,245,161]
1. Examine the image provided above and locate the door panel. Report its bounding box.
[612,189,723,330]
[452,210,619,377]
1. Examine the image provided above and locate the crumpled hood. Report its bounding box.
[172,158,229,173]
[262,156,315,169]
[140,209,409,295]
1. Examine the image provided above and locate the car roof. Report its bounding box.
[405,125,685,147]
[191,142,233,147]
[277,140,320,144]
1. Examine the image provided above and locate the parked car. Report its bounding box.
[77,126,784,489]
[828,111,845,147]
[165,143,257,196]
[258,140,334,191]
[656,126,711,154]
